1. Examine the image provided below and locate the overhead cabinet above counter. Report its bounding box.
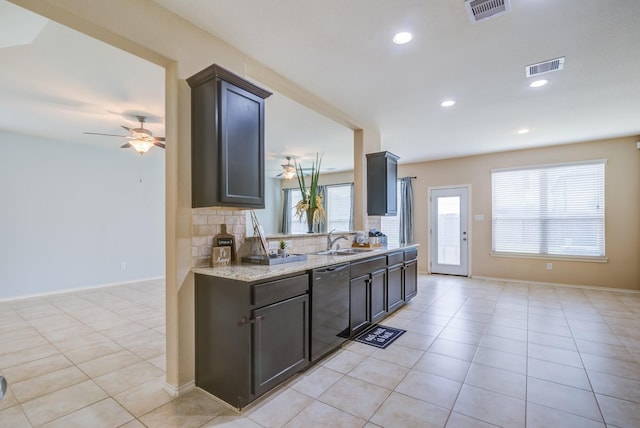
[187,64,272,208]
[367,151,400,216]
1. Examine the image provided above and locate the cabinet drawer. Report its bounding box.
[387,251,404,266]
[350,256,386,278]
[252,274,309,308]
[404,248,418,261]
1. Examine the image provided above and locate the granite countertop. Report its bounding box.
[192,244,419,282]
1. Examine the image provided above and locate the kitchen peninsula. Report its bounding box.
[193,244,418,409]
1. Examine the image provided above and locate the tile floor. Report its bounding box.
[1,275,640,427]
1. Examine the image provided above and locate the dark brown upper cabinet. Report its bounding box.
[187,64,272,208]
[366,151,400,216]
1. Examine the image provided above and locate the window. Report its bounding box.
[380,180,402,246]
[286,184,353,233]
[325,184,353,231]
[492,160,605,258]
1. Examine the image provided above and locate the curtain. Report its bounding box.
[349,183,355,231]
[281,188,291,234]
[400,177,414,244]
[317,185,327,233]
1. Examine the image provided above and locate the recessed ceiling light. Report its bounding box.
[440,100,456,107]
[393,32,413,44]
[529,79,548,88]
[517,128,530,134]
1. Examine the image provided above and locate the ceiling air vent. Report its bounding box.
[465,0,511,24]
[526,57,566,77]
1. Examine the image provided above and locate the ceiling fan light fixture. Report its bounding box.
[129,139,154,154]
[282,166,296,180]
[393,32,413,45]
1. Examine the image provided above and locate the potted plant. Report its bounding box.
[294,153,326,233]
[278,239,288,258]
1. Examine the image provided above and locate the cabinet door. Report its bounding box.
[387,263,404,312]
[350,275,369,335]
[403,260,418,301]
[219,80,265,207]
[252,294,309,397]
[370,269,387,323]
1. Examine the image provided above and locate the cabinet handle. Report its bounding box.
[237,316,264,326]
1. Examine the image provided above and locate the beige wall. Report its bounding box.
[399,136,640,290]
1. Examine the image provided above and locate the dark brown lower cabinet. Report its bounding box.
[349,274,369,335]
[195,273,309,409]
[369,269,387,323]
[387,262,404,311]
[252,294,308,397]
[404,260,418,301]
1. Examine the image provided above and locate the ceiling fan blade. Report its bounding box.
[154,137,165,142]
[84,132,128,138]
[121,125,132,132]
[153,142,166,149]
[121,143,132,148]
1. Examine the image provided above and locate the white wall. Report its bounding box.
[0,131,165,299]
[247,176,281,235]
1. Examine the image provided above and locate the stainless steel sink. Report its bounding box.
[313,248,375,256]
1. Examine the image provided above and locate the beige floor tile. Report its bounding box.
[472,347,526,375]
[453,384,525,428]
[438,326,484,346]
[576,339,637,362]
[596,393,640,428]
[526,402,605,428]
[289,365,343,398]
[0,405,32,428]
[445,412,498,428]
[527,377,602,422]
[64,339,125,365]
[464,363,526,400]
[128,336,166,359]
[528,342,583,368]
[100,321,149,340]
[246,388,313,428]
[395,369,461,409]
[116,419,147,428]
[527,358,592,390]
[321,349,367,374]
[527,331,578,351]
[318,376,390,420]
[284,400,366,428]
[370,391,449,428]
[93,360,165,396]
[77,349,142,378]
[348,357,409,390]
[484,323,527,341]
[428,338,478,362]
[40,398,134,428]
[391,331,435,351]
[370,343,424,368]
[413,352,471,383]
[114,376,174,417]
[0,343,60,370]
[138,389,226,428]
[148,353,167,371]
[114,329,164,349]
[203,410,264,427]
[588,370,640,404]
[581,353,640,381]
[342,340,379,356]
[0,385,18,411]
[479,334,527,356]
[11,366,88,403]
[20,380,108,426]
[1,354,72,384]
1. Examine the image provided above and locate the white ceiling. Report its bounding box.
[2,0,640,175]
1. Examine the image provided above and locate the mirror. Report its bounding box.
[249,88,355,236]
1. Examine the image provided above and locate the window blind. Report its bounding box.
[492,160,605,258]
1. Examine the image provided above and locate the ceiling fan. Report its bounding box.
[277,156,297,179]
[84,115,165,155]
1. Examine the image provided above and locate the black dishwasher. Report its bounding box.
[310,263,350,362]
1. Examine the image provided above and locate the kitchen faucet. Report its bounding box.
[327,229,349,250]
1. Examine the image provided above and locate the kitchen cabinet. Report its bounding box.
[188,64,272,208]
[404,248,418,301]
[195,272,308,409]
[366,151,400,216]
[387,251,404,312]
[349,256,386,335]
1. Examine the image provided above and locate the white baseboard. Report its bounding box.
[163,380,195,397]
[0,276,165,303]
[471,275,640,294]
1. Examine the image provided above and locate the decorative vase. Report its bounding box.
[306,208,315,233]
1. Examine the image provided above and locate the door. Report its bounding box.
[430,187,469,276]
[349,275,370,335]
[369,269,387,323]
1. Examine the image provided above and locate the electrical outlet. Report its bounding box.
[120,262,126,270]
[546,263,553,270]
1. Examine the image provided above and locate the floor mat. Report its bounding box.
[353,324,406,349]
